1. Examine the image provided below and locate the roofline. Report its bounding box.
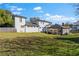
[12,15,27,19]
[38,20,52,23]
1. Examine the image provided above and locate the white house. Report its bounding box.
[72,20,79,31]
[25,22,39,32]
[13,15,52,32]
[13,15,26,32]
[30,18,52,32]
[36,20,52,32]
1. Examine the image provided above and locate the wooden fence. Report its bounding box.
[0,27,16,32]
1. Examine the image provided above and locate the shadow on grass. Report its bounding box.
[56,36,79,44]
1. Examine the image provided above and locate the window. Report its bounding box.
[42,22,44,24]
[21,25,24,28]
[20,18,22,22]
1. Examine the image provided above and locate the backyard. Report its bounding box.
[0,32,79,56]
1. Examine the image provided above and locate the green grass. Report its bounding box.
[0,32,79,56]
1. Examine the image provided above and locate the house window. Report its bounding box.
[21,25,24,28]
[20,18,22,22]
[39,27,42,29]
[43,22,44,24]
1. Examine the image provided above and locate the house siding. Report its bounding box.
[38,22,51,32]
[14,16,26,32]
[62,29,70,34]
[25,26,39,32]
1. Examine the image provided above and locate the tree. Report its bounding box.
[0,17,4,25]
[0,9,14,27]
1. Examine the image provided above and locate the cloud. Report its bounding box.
[8,5,24,15]
[49,15,75,21]
[33,6,43,13]
[50,15,67,20]
[45,13,50,16]
[10,6,23,11]
[17,8,23,11]
[45,15,76,24]
[10,6,17,8]
[33,6,42,11]
[10,6,17,11]
[12,11,21,15]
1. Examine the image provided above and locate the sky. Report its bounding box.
[0,3,78,24]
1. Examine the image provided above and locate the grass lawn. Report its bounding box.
[0,32,79,56]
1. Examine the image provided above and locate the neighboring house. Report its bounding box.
[25,22,39,32]
[37,20,52,32]
[72,21,79,31]
[30,18,52,32]
[46,24,70,35]
[62,26,70,34]
[13,15,52,32]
